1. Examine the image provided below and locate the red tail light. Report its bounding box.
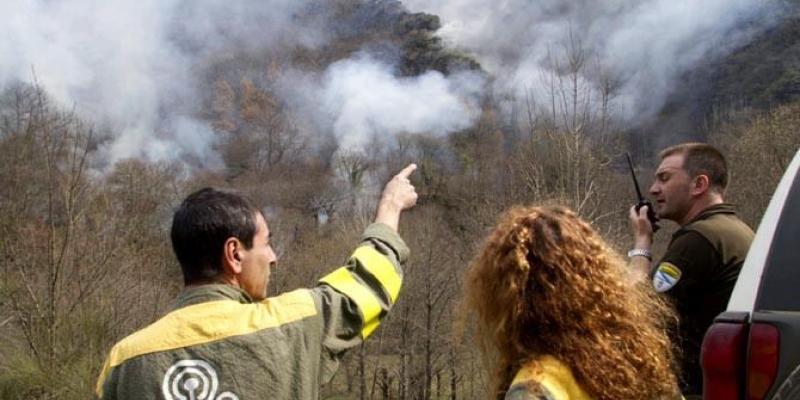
[747,323,780,400]
[702,322,747,400]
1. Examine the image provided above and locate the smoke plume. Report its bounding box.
[0,0,483,167]
[281,54,483,151]
[0,0,325,166]
[0,0,783,167]
[403,0,783,122]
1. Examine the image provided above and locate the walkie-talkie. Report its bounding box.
[626,152,659,233]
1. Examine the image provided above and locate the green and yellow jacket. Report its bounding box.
[505,356,685,400]
[96,223,407,400]
[505,356,592,400]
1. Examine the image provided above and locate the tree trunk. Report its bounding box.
[450,353,458,400]
[435,371,441,399]
[380,368,391,400]
[360,343,367,400]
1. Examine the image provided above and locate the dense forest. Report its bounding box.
[1,0,799,398]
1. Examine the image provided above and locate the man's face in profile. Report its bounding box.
[237,212,277,300]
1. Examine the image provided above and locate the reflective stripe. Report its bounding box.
[353,246,402,303]
[511,355,592,400]
[320,267,382,338]
[95,289,316,397]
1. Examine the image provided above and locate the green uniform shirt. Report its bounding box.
[651,203,754,394]
[96,223,408,400]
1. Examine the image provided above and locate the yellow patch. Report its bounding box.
[653,262,682,292]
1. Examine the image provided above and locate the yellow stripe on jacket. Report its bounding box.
[319,245,402,338]
[510,355,593,400]
[353,246,401,302]
[95,289,316,397]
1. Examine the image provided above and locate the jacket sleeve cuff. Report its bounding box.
[361,223,410,264]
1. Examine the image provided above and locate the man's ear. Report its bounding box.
[691,174,710,196]
[221,237,243,275]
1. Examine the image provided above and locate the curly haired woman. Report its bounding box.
[464,206,681,400]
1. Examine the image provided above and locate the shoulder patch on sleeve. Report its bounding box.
[653,262,682,292]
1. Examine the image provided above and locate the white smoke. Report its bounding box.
[316,54,484,150]
[403,0,782,121]
[0,0,783,167]
[0,0,318,167]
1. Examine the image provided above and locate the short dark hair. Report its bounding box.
[170,188,260,284]
[660,142,729,192]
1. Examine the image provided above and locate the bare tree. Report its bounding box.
[0,85,118,398]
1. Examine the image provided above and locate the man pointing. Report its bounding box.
[96,164,418,399]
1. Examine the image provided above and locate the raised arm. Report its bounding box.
[628,204,654,282]
[313,164,418,382]
[374,163,418,232]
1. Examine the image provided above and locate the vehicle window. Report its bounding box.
[755,170,800,311]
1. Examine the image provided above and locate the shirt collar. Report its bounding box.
[686,203,737,225]
[171,284,253,311]
[673,203,738,240]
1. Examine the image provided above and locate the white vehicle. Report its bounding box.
[702,148,800,399]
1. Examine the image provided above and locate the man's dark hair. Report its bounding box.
[171,188,260,284]
[660,142,729,193]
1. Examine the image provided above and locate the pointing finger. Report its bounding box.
[396,163,418,179]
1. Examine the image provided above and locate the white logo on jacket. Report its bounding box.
[162,359,239,400]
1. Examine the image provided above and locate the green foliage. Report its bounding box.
[0,352,104,400]
[0,353,46,399]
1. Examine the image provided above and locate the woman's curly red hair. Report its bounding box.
[464,206,679,399]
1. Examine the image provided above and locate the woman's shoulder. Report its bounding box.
[505,381,557,400]
[507,356,593,400]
